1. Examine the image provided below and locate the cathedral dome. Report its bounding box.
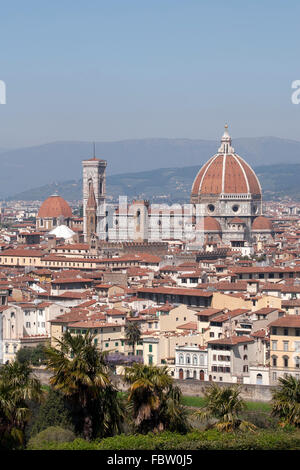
[252,216,273,231]
[38,194,72,219]
[200,216,222,232]
[191,126,262,200]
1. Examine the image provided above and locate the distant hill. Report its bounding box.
[1,136,300,198]
[8,164,300,204]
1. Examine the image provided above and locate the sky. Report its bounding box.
[1,0,300,148]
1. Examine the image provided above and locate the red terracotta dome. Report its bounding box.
[252,216,273,231]
[196,216,221,232]
[38,194,72,219]
[191,127,261,199]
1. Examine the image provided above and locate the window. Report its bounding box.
[283,341,289,352]
[256,373,263,385]
[179,354,184,365]
[272,340,277,351]
[284,328,289,336]
[193,355,197,365]
[105,343,109,348]
[243,345,248,350]
[186,354,191,364]
[272,327,277,335]
[149,344,152,353]
[283,357,289,368]
[272,356,277,367]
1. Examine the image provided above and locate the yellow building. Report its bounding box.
[159,304,198,332]
[212,291,281,311]
[269,315,300,385]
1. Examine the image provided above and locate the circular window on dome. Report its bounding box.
[207,204,215,213]
[232,204,240,213]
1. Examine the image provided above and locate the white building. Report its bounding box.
[175,345,208,381]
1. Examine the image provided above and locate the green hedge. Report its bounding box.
[27,429,300,450]
[27,427,76,450]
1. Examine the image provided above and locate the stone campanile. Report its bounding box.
[82,155,107,242]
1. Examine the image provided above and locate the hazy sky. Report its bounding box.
[1,0,300,148]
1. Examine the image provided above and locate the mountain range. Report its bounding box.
[7,163,300,204]
[2,136,300,199]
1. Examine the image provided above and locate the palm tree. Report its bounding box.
[124,363,189,433]
[0,361,43,449]
[125,321,141,355]
[194,383,255,432]
[45,331,124,440]
[271,374,300,427]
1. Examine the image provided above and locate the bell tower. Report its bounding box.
[82,147,107,242]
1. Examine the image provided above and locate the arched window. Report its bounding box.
[256,373,263,385]
[200,354,204,365]
[179,354,184,365]
[193,355,198,365]
[186,354,191,364]
[243,355,248,360]
[136,209,141,225]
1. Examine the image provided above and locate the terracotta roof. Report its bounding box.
[38,195,72,219]
[252,216,273,231]
[137,287,213,297]
[0,249,44,257]
[251,329,268,338]
[230,217,245,224]
[252,307,280,315]
[207,335,254,346]
[212,308,250,322]
[195,308,224,317]
[68,321,122,328]
[177,322,198,330]
[269,315,300,328]
[203,217,221,232]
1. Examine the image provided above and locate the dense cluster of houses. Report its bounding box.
[1,197,300,388]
